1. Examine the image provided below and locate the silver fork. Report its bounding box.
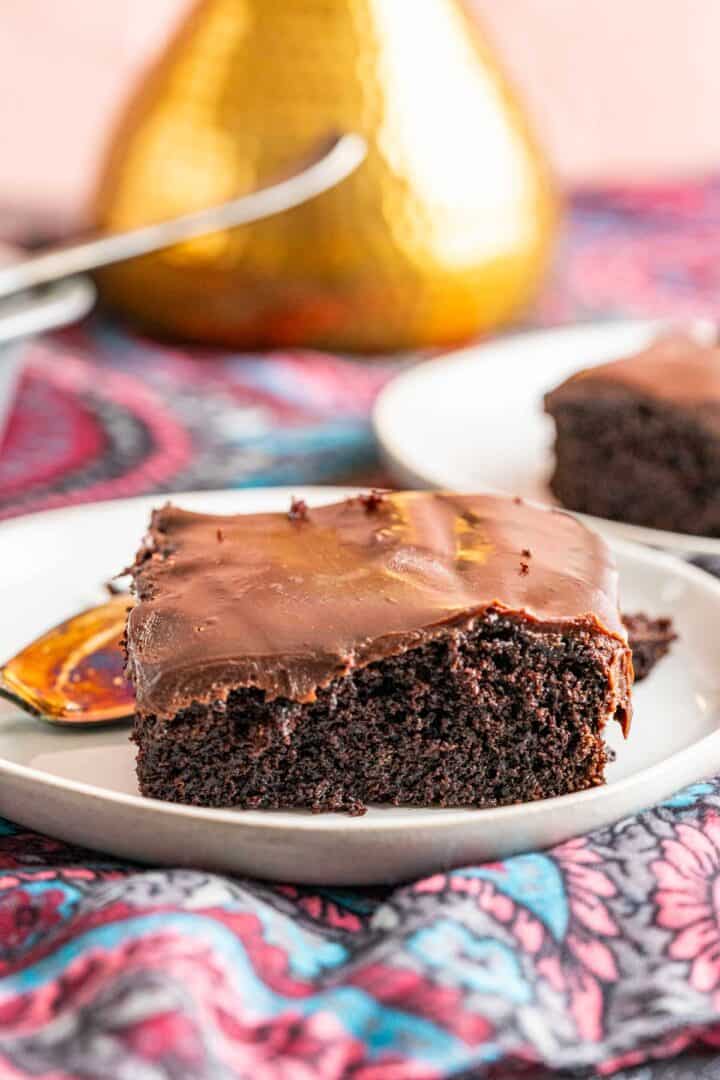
[0,132,366,308]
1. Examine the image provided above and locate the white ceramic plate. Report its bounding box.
[374,319,720,558]
[1,486,719,885]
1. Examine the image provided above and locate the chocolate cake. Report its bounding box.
[623,613,676,682]
[125,492,633,814]
[545,333,720,534]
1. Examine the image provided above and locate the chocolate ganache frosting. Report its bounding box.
[126,492,628,717]
[548,333,720,409]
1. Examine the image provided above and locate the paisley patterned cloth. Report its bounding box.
[3,180,720,1077]
[3,786,720,1077]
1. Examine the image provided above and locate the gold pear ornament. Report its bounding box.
[94,0,557,352]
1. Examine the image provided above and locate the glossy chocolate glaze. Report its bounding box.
[547,333,720,407]
[126,492,628,717]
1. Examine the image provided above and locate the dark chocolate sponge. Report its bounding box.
[126,492,633,813]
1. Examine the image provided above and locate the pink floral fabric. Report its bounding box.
[654,813,720,999]
[1,785,720,1076]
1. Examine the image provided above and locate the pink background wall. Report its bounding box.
[1,0,719,233]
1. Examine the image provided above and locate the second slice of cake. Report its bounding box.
[545,333,720,535]
[126,492,633,814]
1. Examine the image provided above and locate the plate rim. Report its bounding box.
[0,484,719,833]
[372,318,720,557]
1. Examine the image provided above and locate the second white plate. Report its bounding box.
[374,319,720,557]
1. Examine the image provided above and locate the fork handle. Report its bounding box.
[0,132,366,302]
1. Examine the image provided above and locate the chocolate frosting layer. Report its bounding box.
[126,492,627,717]
[547,333,720,407]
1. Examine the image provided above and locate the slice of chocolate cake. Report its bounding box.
[126,492,633,815]
[545,333,720,535]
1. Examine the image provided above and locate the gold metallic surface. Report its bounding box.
[94,0,557,352]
